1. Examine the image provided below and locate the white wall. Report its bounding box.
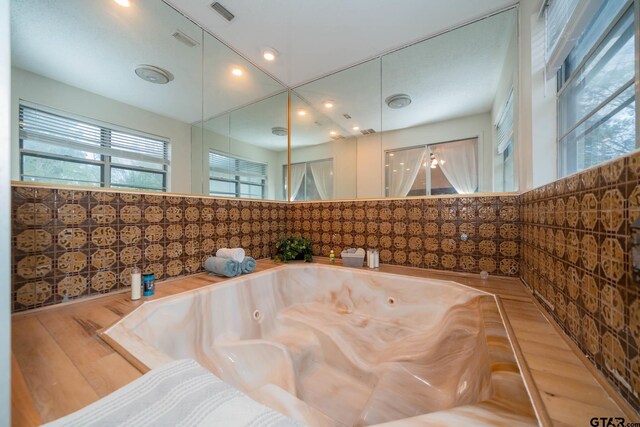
[518,0,557,192]
[290,137,358,199]
[191,126,284,200]
[0,0,11,424]
[358,113,493,198]
[10,68,193,193]
[529,10,558,188]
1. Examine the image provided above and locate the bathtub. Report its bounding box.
[102,264,538,426]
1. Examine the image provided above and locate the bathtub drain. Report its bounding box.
[252,310,262,321]
[387,297,396,306]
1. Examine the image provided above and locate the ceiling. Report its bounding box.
[10,0,284,124]
[164,0,517,86]
[11,0,517,152]
[290,9,517,148]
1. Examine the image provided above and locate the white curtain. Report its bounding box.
[387,146,424,197]
[288,163,305,201]
[430,138,478,194]
[309,160,334,200]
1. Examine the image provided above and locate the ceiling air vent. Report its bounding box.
[360,129,376,135]
[330,135,345,141]
[343,113,352,119]
[172,30,199,48]
[211,2,235,21]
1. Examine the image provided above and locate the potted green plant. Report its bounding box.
[274,236,313,262]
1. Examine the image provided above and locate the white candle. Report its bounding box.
[131,267,141,300]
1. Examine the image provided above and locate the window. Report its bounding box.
[385,138,478,197]
[209,151,267,199]
[556,0,637,176]
[496,89,515,191]
[19,104,169,191]
[283,159,333,201]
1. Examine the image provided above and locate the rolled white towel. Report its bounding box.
[216,248,245,263]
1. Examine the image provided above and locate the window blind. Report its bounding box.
[19,105,170,166]
[209,152,267,181]
[544,0,604,74]
[546,0,580,56]
[496,90,514,155]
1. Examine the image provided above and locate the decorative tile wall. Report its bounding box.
[11,186,288,312]
[520,152,640,410]
[288,195,520,276]
[11,185,521,312]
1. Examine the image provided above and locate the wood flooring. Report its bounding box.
[11,259,638,426]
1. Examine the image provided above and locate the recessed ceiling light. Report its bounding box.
[231,68,243,76]
[323,100,334,109]
[389,153,394,157]
[352,126,359,131]
[385,93,412,109]
[262,48,278,61]
[114,0,130,7]
[330,131,337,135]
[298,110,306,116]
[135,65,173,84]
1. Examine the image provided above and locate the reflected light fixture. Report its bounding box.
[385,93,412,109]
[323,100,334,109]
[297,110,306,116]
[114,0,130,6]
[231,68,243,76]
[262,48,278,61]
[135,65,174,84]
[330,131,337,136]
[352,126,359,131]
[389,153,394,157]
[271,126,288,136]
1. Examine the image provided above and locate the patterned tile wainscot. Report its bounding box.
[520,151,640,411]
[288,195,520,276]
[11,185,288,312]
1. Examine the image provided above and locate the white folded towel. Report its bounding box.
[216,248,245,263]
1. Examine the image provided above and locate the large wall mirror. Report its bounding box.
[10,0,287,199]
[289,7,518,200]
[11,1,517,202]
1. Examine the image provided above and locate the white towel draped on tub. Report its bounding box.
[216,248,246,263]
[44,359,302,427]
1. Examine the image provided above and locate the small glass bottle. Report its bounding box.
[131,267,141,301]
[373,249,380,268]
[329,249,335,264]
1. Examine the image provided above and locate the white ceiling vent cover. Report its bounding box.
[172,30,199,48]
[211,2,235,22]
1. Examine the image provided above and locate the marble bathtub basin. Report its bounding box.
[102,264,538,426]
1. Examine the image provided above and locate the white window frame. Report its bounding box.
[555,0,639,177]
[208,150,267,199]
[18,102,170,191]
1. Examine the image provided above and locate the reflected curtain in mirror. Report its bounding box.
[385,147,425,197]
[430,138,478,194]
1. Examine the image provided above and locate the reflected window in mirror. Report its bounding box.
[209,151,267,199]
[385,138,478,197]
[556,0,637,177]
[284,159,334,201]
[19,104,169,191]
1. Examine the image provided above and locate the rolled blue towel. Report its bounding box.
[241,256,256,274]
[204,256,241,277]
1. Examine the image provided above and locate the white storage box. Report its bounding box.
[341,250,365,267]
